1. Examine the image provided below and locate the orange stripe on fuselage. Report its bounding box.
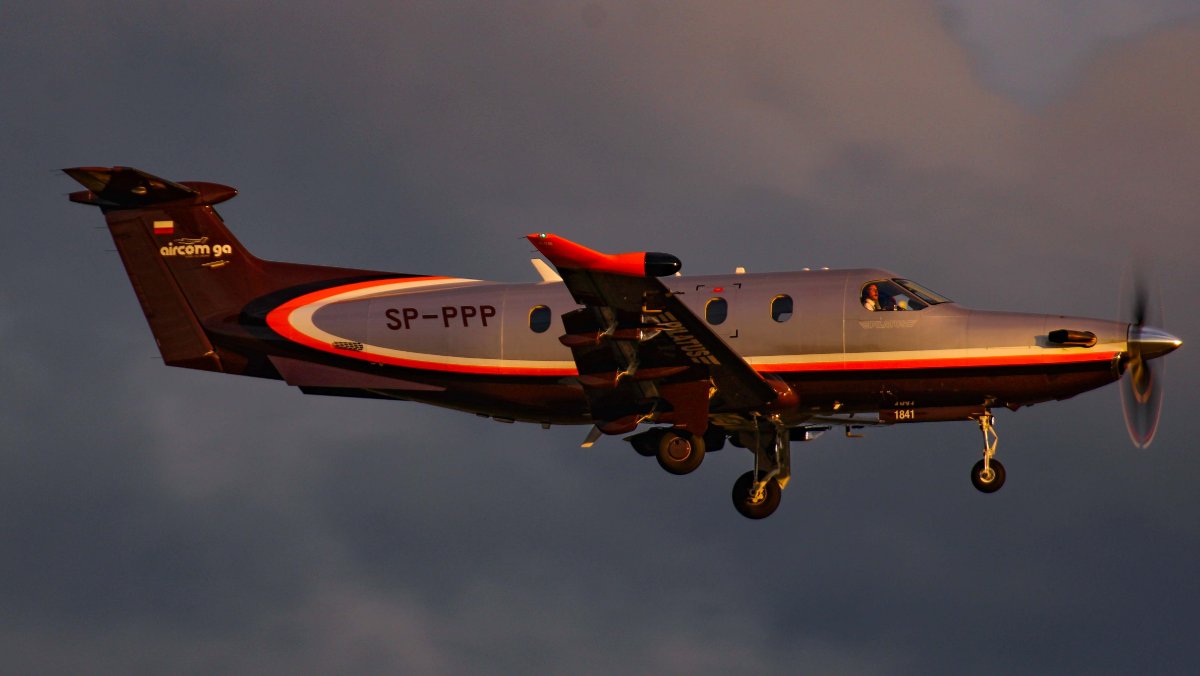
[265,277,578,376]
[267,278,1122,378]
[755,351,1119,373]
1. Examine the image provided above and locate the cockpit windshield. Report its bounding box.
[860,279,952,312]
[893,279,952,305]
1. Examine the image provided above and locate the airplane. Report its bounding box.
[64,166,1182,519]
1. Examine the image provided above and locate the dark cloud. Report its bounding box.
[3,1,1198,673]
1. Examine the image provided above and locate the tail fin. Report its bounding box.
[66,166,396,375]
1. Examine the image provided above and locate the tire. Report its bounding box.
[656,429,705,475]
[970,458,1006,493]
[731,470,782,519]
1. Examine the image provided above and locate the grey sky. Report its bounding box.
[942,0,1200,105]
[3,2,1198,673]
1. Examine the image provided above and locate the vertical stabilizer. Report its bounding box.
[65,166,399,375]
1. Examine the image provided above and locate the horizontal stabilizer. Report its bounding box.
[64,166,237,209]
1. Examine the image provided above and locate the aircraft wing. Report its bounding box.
[526,233,780,433]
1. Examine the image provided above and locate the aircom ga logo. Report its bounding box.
[159,237,234,259]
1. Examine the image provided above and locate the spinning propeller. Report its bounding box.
[1119,272,1182,448]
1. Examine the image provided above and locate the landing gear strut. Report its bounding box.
[731,416,790,519]
[970,413,1006,493]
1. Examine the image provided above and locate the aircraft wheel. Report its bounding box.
[656,429,705,475]
[731,471,781,519]
[970,458,1006,493]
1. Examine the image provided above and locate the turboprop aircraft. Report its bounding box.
[65,166,1182,519]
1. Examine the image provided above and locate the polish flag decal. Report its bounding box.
[153,220,174,235]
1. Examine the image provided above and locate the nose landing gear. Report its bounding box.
[970,413,1006,493]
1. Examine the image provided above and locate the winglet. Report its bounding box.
[530,258,562,282]
[526,233,681,277]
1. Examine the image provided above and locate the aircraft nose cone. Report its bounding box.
[1129,325,1182,360]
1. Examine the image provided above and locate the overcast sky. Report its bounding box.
[3,1,1199,673]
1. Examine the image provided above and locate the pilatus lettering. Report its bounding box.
[646,312,720,365]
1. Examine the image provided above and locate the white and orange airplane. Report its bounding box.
[67,166,1181,519]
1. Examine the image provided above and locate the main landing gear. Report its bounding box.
[970,413,1006,493]
[626,419,792,519]
[730,417,791,520]
[732,470,781,519]
[627,427,706,475]
[656,428,705,475]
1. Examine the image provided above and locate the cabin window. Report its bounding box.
[771,294,793,322]
[705,297,728,325]
[529,305,552,333]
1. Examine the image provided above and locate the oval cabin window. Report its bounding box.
[705,297,728,325]
[529,305,552,333]
[771,295,793,322]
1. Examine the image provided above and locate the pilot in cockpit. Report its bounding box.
[862,280,927,311]
[862,283,884,311]
[862,279,946,312]
[863,283,905,311]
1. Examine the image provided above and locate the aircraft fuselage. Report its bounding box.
[250,268,1127,427]
[67,166,1178,518]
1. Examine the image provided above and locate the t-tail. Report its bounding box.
[65,166,403,377]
